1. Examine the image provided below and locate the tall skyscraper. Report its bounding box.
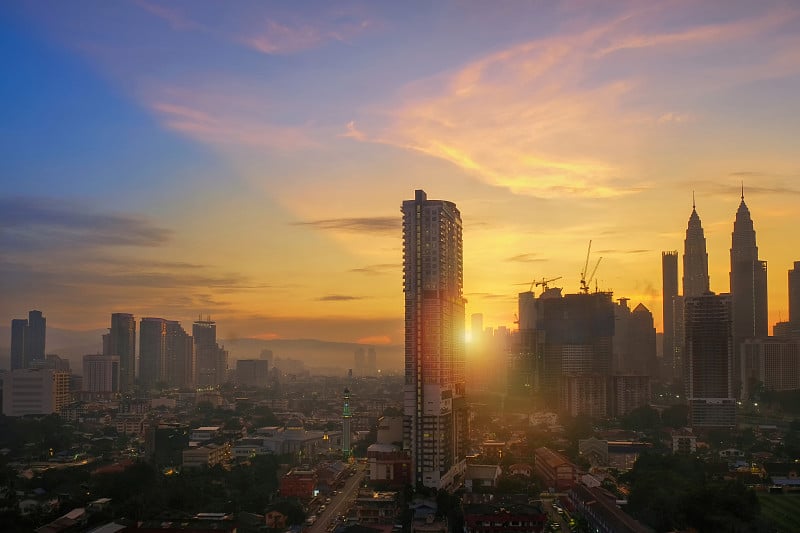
[165,321,193,388]
[109,313,136,392]
[683,200,710,298]
[730,190,768,339]
[628,303,658,377]
[685,292,736,428]
[662,251,679,376]
[790,261,800,326]
[139,317,167,390]
[10,318,27,370]
[26,310,46,363]
[402,189,467,489]
[193,318,226,387]
[729,191,768,399]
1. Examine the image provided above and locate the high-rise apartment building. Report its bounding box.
[685,292,736,428]
[193,318,227,387]
[662,251,679,377]
[628,303,658,377]
[165,321,193,388]
[235,359,269,388]
[139,317,167,390]
[82,354,120,394]
[402,189,467,489]
[683,200,710,298]
[108,313,136,392]
[9,310,47,370]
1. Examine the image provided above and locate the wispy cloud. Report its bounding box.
[349,263,401,275]
[0,196,170,251]
[292,216,398,234]
[135,0,204,31]
[595,249,651,254]
[348,3,799,199]
[150,98,316,151]
[505,253,546,263]
[243,15,372,55]
[317,294,363,302]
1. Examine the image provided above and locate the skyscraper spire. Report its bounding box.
[683,197,710,298]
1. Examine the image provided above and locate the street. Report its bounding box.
[307,463,366,533]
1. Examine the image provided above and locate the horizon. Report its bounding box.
[3,1,800,346]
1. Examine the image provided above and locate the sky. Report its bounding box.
[1,0,799,346]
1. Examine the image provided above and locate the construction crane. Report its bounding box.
[579,240,602,294]
[533,276,562,292]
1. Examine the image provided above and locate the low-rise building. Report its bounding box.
[569,483,650,533]
[279,468,317,500]
[463,498,547,533]
[465,464,502,492]
[366,443,410,488]
[182,443,231,469]
[354,490,399,525]
[533,447,576,491]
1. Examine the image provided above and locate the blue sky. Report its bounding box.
[1,0,799,344]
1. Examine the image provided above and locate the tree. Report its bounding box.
[660,404,689,429]
[621,406,661,431]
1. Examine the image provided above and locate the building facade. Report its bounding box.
[2,368,70,416]
[193,318,227,387]
[685,292,736,428]
[108,313,136,392]
[662,251,679,378]
[82,354,120,394]
[402,189,467,489]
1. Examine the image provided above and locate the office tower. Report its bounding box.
[685,292,736,428]
[139,317,167,390]
[402,189,467,489]
[342,387,352,460]
[730,191,769,339]
[193,318,226,387]
[2,368,70,416]
[628,303,658,377]
[108,313,136,392]
[10,319,27,370]
[683,200,710,298]
[662,251,679,376]
[790,262,800,326]
[83,354,120,394]
[26,310,46,363]
[236,359,269,387]
[165,321,193,388]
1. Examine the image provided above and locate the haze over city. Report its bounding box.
[2,0,800,357]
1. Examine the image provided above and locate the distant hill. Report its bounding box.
[0,325,403,374]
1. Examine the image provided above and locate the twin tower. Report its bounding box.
[662,190,768,383]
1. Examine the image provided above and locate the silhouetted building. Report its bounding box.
[662,251,679,376]
[82,354,120,394]
[730,191,768,398]
[193,318,226,387]
[367,347,377,376]
[139,317,167,390]
[354,347,365,376]
[683,200,710,298]
[9,310,46,370]
[539,291,615,409]
[10,318,27,370]
[236,359,269,388]
[685,292,736,428]
[790,262,800,326]
[740,338,800,399]
[610,375,651,417]
[108,313,136,392]
[165,320,193,388]
[402,189,467,489]
[628,304,657,377]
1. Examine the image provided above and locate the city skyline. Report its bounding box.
[2,1,800,345]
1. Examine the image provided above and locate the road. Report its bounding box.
[307,464,366,533]
[542,498,571,533]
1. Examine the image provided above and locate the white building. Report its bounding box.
[2,368,70,416]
